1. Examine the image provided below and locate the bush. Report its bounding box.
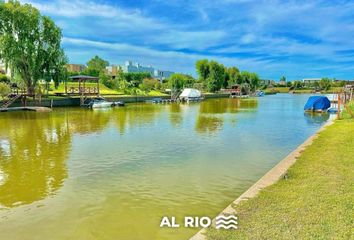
[0,73,10,84]
[0,82,11,100]
[139,78,160,92]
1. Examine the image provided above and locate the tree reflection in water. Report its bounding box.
[0,112,71,208]
[0,99,258,208]
[196,98,258,134]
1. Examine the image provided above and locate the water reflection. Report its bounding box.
[304,112,330,124]
[196,98,258,134]
[0,112,71,208]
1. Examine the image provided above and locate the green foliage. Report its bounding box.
[239,71,260,92]
[0,73,10,83]
[83,55,109,77]
[319,77,332,91]
[168,73,195,90]
[139,78,160,92]
[196,59,209,81]
[207,61,225,92]
[291,80,304,89]
[0,0,67,95]
[123,72,151,87]
[0,82,11,99]
[99,70,116,89]
[227,66,240,87]
[195,59,259,93]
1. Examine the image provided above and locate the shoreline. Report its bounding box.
[0,93,230,108]
[190,119,334,240]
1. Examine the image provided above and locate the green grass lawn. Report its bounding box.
[207,117,353,239]
[264,87,343,94]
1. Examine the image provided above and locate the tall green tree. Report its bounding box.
[0,0,67,95]
[227,66,240,87]
[84,56,109,77]
[168,73,195,90]
[196,59,209,82]
[249,72,260,92]
[207,61,225,92]
[319,77,332,91]
[239,71,259,93]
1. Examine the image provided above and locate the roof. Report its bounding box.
[69,75,99,81]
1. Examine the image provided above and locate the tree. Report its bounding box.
[196,59,209,82]
[249,72,260,92]
[168,73,195,91]
[123,72,151,87]
[99,70,115,89]
[0,0,67,95]
[319,77,332,91]
[84,56,109,77]
[139,78,159,92]
[227,66,240,87]
[0,82,11,100]
[207,61,225,92]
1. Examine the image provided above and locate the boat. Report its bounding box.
[179,88,203,102]
[87,97,125,108]
[304,96,331,112]
[91,99,114,108]
[253,90,264,97]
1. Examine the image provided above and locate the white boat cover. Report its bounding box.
[179,88,201,98]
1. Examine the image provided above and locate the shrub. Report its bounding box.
[0,82,11,100]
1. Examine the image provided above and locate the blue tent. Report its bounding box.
[304,96,331,111]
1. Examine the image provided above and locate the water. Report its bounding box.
[0,94,330,240]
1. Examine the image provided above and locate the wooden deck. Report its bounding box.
[0,107,52,112]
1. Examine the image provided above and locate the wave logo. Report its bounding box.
[215,215,238,230]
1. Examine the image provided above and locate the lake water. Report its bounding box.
[0,94,330,240]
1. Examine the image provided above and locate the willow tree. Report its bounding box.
[0,0,67,95]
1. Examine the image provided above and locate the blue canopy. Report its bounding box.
[304,96,331,111]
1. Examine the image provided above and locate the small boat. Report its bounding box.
[91,99,114,108]
[304,96,331,112]
[254,90,264,97]
[87,97,125,108]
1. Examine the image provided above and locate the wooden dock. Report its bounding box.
[0,107,52,112]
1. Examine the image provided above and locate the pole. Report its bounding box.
[337,92,341,119]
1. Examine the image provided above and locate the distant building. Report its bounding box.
[106,65,121,78]
[260,79,275,86]
[122,61,154,76]
[66,64,86,73]
[303,78,321,86]
[120,61,174,81]
[153,69,174,81]
[279,80,286,86]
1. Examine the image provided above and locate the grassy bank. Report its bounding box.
[264,87,343,94]
[207,117,353,239]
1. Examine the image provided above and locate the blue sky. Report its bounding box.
[21,0,354,80]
